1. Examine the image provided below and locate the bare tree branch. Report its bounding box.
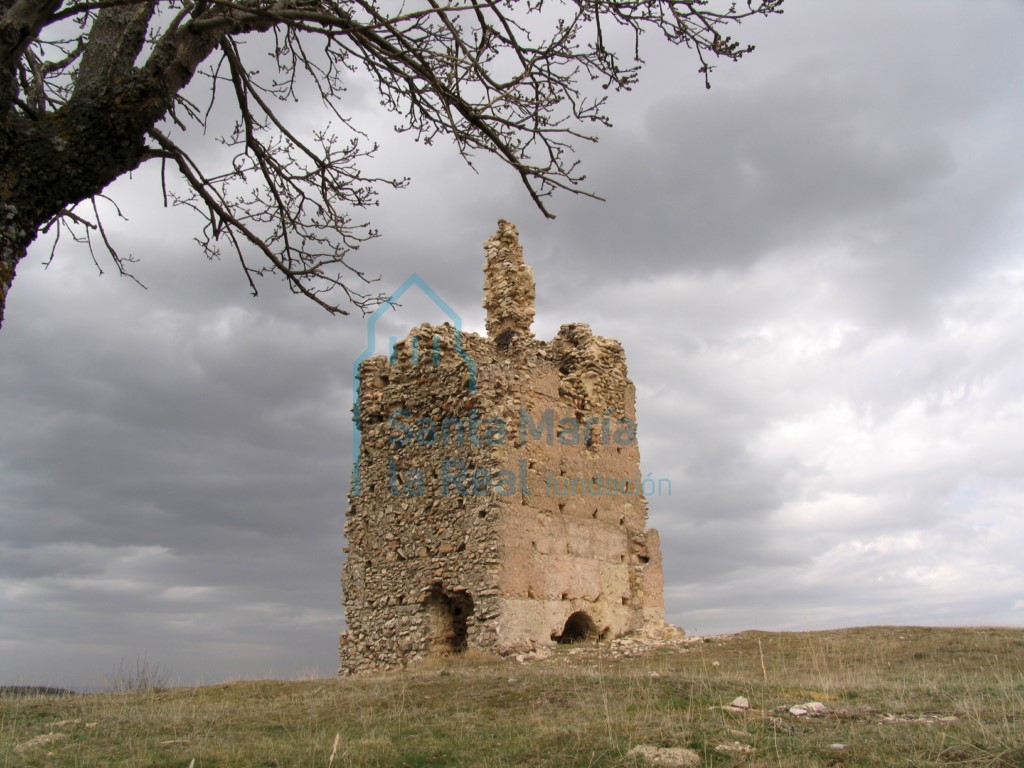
[0,0,784,329]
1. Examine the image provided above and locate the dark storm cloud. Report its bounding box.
[520,0,1024,330]
[0,215,359,685]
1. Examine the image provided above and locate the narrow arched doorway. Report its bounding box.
[424,585,474,654]
[553,611,599,644]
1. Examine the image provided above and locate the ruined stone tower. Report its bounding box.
[340,221,665,674]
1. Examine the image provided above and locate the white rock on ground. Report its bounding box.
[627,745,701,767]
[15,733,66,753]
[715,742,755,755]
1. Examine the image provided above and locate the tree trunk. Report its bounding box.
[0,201,33,329]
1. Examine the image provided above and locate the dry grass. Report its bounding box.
[2,626,1022,767]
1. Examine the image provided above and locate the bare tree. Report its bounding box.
[0,0,783,328]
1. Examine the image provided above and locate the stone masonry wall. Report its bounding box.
[340,221,666,674]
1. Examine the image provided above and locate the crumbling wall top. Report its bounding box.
[483,220,535,341]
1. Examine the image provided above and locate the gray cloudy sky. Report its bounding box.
[3,0,1024,690]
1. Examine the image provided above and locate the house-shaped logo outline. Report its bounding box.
[351,273,478,496]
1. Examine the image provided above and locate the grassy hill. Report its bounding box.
[2,626,1022,767]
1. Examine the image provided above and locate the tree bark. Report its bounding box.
[0,202,29,327]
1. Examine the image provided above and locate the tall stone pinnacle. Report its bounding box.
[483,220,535,340]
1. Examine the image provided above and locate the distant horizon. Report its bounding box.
[6,620,1023,692]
